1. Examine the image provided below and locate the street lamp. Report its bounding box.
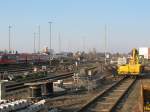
[48,21,52,66]
[33,32,36,53]
[8,25,12,53]
[58,32,61,53]
[48,22,52,52]
[104,24,107,65]
[38,25,40,53]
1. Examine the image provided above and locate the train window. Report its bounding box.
[0,56,1,59]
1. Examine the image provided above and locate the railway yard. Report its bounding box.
[2,0,150,112]
[0,50,150,112]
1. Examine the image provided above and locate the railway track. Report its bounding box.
[0,66,55,73]
[0,68,33,73]
[5,66,97,92]
[5,72,74,92]
[0,65,33,73]
[77,77,136,112]
[0,62,96,74]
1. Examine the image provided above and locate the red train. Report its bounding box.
[0,53,50,65]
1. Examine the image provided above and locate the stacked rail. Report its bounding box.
[0,99,30,112]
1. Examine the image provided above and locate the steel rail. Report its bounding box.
[76,77,136,112]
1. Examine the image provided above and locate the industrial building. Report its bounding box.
[139,47,150,59]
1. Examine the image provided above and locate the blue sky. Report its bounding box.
[0,0,150,53]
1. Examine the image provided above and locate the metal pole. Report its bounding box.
[48,22,52,66]
[34,32,36,53]
[104,24,107,65]
[48,22,52,52]
[8,25,12,52]
[58,32,61,53]
[67,40,70,52]
[38,25,40,53]
[83,37,85,52]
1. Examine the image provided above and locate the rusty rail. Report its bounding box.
[76,77,136,112]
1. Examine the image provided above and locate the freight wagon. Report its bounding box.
[0,53,50,65]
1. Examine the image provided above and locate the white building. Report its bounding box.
[117,57,127,66]
[139,47,148,59]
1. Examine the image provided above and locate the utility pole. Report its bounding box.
[34,32,36,53]
[58,32,61,53]
[38,25,40,53]
[8,25,12,52]
[67,40,70,52]
[104,24,107,65]
[48,22,52,53]
[48,21,52,66]
[82,37,85,52]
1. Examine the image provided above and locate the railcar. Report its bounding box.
[0,54,16,65]
[0,53,50,65]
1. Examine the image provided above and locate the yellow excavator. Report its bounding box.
[118,48,143,76]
